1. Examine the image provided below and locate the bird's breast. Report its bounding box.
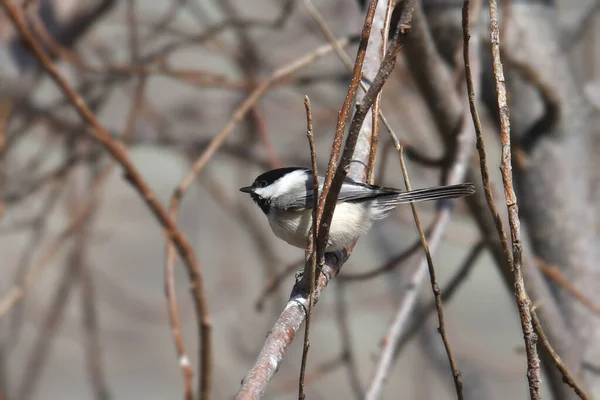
[267,202,374,251]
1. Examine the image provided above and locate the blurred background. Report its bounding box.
[0,0,599,399]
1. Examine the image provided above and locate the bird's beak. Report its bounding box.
[240,186,253,194]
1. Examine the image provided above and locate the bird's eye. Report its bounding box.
[259,181,268,188]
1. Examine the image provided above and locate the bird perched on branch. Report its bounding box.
[241,167,475,251]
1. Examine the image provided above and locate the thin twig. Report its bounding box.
[298,96,318,400]
[393,143,464,399]
[488,1,541,397]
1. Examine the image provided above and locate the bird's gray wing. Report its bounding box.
[284,178,392,211]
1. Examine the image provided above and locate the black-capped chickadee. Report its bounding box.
[240,167,475,251]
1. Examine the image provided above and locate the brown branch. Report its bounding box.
[313,0,381,262]
[488,1,541,397]
[537,258,600,317]
[298,96,318,399]
[0,1,212,399]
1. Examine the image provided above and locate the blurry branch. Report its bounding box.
[1,2,213,400]
[254,259,304,311]
[0,100,9,219]
[0,168,68,379]
[15,157,104,400]
[236,1,417,398]
[394,240,485,355]
[537,258,600,316]
[79,262,111,400]
[0,184,88,317]
[561,0,600,49]
[335,282,363,399]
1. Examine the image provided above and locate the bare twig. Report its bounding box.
[298,96,319,399]
[488,1,541,397]
[396,144,464,399]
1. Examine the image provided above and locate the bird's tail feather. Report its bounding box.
[375,183,475,208]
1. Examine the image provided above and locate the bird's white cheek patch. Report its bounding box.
[254,170,308,199]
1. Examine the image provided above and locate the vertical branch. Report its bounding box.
[488,1,541,397]
[314,0,380,259]
[298,96,319,399]
[463,0,540,397]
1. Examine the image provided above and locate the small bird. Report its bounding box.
[240,167,475,251]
